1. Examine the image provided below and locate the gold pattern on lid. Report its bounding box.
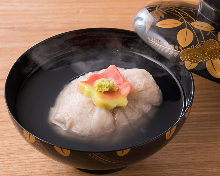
[23,130,35,143]
[184,61,198,70]
[151,9,164,21]
[145,6,220,79]
[156,19,182,28]
[177,28,194,48]
[147,37,180,57]
[206,59,220,78]
[191,21,215,31]
[166,126,176,140]
[140,4,220,84]
[180,39,220,63]
[54,146,70,157]
[116,148,131,157]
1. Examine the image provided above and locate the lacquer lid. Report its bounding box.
[134,0,220,83]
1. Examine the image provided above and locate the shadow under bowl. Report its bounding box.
[5,28,194,173]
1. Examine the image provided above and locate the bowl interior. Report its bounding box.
[5,28,192,152]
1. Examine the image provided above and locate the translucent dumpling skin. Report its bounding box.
[49,68,162,136]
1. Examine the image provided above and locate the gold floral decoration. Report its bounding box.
[148,37,180,57]
[156,19,182,28]
[89,153,122,164]
[184,61,198,70]
[116,148,131,157]
[177,28,193,48]
[151,9,164,21]
[147,6,165,33]
[191,21,215,31]
[54,146,70,157]
[180,39,220,78]
[180,39,220,62]
[151,6,220,78]
[206,59,220,78]
[166,126,176,140]
[23,130,35,143]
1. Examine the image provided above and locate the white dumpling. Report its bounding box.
[49,67,162,136]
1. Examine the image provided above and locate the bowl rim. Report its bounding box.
[4,28,194,152]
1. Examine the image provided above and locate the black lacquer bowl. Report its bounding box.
[5,28,194,173]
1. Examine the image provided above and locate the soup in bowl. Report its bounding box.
[5,28,194,173]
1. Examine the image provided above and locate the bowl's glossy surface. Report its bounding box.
[5,28,194,172]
